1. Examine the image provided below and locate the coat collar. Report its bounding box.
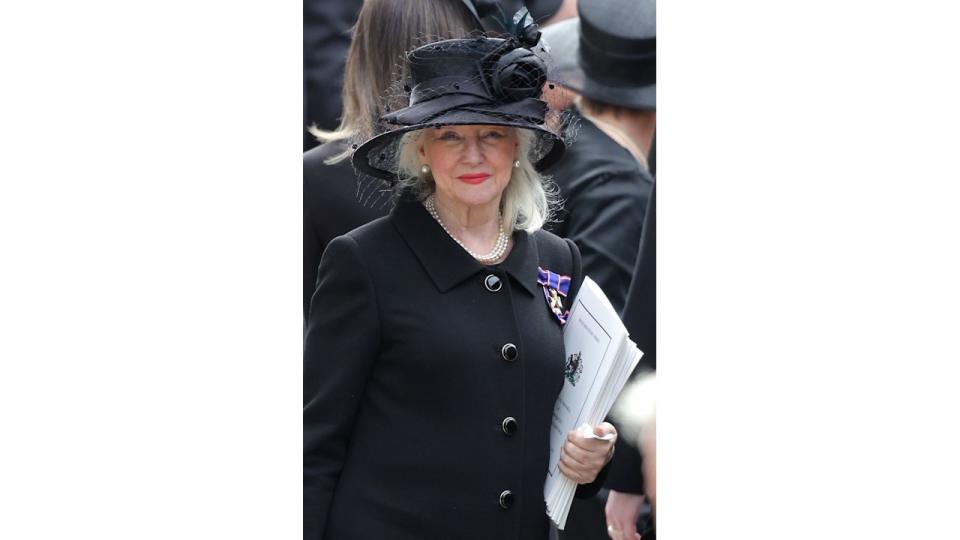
[390,195,540,296]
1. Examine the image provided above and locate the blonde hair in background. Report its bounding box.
[307,0,477,164]
[395,128,557,236]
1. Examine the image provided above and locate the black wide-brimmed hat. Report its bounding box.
[352,8,567,183]
[542,0,655,110]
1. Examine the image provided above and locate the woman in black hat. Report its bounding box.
[303,0,569,322]
[304,12,617,540]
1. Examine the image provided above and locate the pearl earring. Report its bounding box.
[513,160,521,169]
[421,164,430,174]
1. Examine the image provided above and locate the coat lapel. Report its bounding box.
[498,231,539,297]
[390,196,540,296]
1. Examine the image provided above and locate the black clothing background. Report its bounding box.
[544,110,654,314]
[622,184,655,371]
[304,197,607,539]
[303,140,390,320]
[602,184,657,540]
[605,183,656,494]
[303,0,363,151]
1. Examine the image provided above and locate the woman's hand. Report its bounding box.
[558,422,617,484]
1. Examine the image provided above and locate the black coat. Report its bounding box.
[606,184,656,498]
[544,110,654,314]
[303,140,390,320]
[304,196,605,540]
[621,183,655,372]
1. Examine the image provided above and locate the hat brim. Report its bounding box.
[352,110,566,183]
[580,79,655,110]
[551,70,656,111]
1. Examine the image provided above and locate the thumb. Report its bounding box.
[594,422,614,437]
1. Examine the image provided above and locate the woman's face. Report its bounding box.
[418,125,519,210]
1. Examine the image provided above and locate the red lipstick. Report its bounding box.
[457,173,491,184]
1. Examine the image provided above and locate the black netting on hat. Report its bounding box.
[350,7,581,194]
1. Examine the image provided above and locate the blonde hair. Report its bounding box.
[394,128,557,235]
[308,0,476,164]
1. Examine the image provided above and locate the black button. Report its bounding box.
[484,274,502,292]
[501,343,518,362]
[499,490,514,509]
[501,416,518,436]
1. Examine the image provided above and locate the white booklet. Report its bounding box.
[544,277,643,529]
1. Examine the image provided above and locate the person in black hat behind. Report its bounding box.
[304,9,617,539]
[541,0,656,316]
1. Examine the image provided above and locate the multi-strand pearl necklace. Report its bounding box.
[424,195,509,264]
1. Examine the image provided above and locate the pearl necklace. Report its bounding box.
[424,195,509,264]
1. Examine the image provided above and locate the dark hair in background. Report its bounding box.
[308,0,478,163]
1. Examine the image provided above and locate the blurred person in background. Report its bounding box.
[304,0,363,151]
[303,0,481,321]
[544,0,579,23]
[541,0,655,316]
